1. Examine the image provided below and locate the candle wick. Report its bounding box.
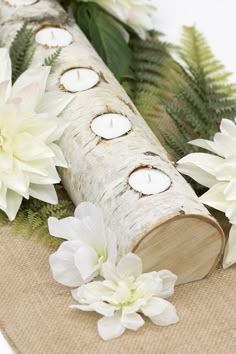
[77,70,80,80]
[110,119,113,128]
[51,30,56,40]
[148,174,152,183]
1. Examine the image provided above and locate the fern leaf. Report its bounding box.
[1,186,74,249]
[123,34,174,133]
[10,23,35,83]
[43,48,62,69]
[162,26,236,157]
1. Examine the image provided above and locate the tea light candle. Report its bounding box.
[60,68,100,92]
[35,27,72,47]
[91,113,132,140]
[129,167,171,195]
[7,0,37,5]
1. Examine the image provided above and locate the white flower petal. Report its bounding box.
[213,132,236,158]
[149,300,179,326]
[225,204,236,224]
[136,273,162,299]
[70,304,93,311]
[12,66,50,105]
[13,132,55,161]
[178,153,223,175]
[38,91,73,116]
[74,244,100,281]
[15,83,41,116]
[21,116,60,143]
[224,180,236,201]
[72,282,111,304]
[29,183,58,204]
[90,301,116,317]
[4,189,23,221]
[189,138,218,154]
[74,201,103,220]
[49,241,83,287]
[49,143,68,168]
[2,161,29,196]
[25,161,60,185]
[0,150,13,170]
[74,202,107,252]
[154,270,177,298]
[101,261,118,283]
[80,216,107,253]
[97,313,125,341]
[0,80,11,104]
[0,182,7,209]
[200,182,229,213]
[220,118,236,138]
[223,224,236,268]
[121,312,144,331]
[48,216,84,241]
[117,253,143,279]
[122,299,146,315]
[177,154,218,188]
[141,297,168,317]
[215,156,236,181]
[0,48,11,85]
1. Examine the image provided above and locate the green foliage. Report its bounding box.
[161,26,236,161]
[123,34,175,135]
[10,23,36,83]
[0,186,74,248]
[43,48,62,68]
[74,2,134,81]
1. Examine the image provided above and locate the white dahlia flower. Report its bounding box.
[71,253,178,341]
[49,202,117,287]
[81,0,158,39]
[177,118,236,268]
[0,48,73,220]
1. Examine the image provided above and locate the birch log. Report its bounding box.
[0,0,224,284]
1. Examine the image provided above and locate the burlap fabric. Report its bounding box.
[1,225,236,354]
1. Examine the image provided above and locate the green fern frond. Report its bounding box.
[123,34,174,135]
[10,23,36,83]
[0,186,75,248]
[161,26,236,164]
[43,48,62,69]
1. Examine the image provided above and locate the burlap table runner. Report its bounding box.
[1,225,236,354]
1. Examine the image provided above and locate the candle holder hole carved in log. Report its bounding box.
[59,67,100,93]
[90,113,132,140]
[128,166,172,195]
[35,24,72,48]
[6,0,38,6]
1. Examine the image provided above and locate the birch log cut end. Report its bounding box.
[134,215,223,285]
[0,0,225,285]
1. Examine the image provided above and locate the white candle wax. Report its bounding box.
[35,27,72,47]
[7,0,37,5]
[129,167,171,195]
[60,68,99,92]
[91,113,132,140]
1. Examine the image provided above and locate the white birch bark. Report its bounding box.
[0,0,224,284]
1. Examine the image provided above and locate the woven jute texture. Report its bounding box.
[1,225,236,354]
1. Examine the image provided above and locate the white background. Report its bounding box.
[1,0,236,352]
[157,0,236,81]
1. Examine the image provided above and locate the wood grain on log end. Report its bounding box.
[134,215,224,285]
